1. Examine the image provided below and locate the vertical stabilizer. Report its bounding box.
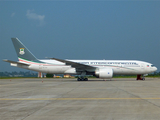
[11,38,39,62]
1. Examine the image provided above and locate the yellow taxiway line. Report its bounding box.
[0,98,160,100]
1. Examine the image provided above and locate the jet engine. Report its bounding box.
[94,68,113,79]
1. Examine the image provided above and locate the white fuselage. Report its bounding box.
[16,59,157,75]
[7,38,158,79]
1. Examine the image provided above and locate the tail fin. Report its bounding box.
[11,38,39,62]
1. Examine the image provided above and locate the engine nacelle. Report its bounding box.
[95,68,113,79]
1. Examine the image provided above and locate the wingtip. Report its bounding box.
[45,57,54,59]
[3,59,8,62]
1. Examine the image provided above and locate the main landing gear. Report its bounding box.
[136,75,145,80]
[77,77,88,81]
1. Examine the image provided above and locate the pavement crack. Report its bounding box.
[22,101,52,120]
[109,82,160,109]
[60,82,83,98]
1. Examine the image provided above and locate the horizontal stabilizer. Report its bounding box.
[3,59,30,66]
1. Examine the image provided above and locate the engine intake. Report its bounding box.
[95,68,113,79]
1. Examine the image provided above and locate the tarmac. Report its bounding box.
[0,78,160,120]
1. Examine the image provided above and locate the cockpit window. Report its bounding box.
[151,65,155,67]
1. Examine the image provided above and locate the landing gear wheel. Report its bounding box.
[77,77,88,81]
[77,78,81,81]
[136,75,145,81]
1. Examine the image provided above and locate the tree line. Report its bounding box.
[0,71,38,77]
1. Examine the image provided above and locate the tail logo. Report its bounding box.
[19,48,25,55]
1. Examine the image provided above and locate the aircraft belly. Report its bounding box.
[113,67,143,75]
[44,66,71,74]
[64,68,77,74]
[28,65,71,74]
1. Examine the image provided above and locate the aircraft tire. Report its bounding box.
[77,78,88,81]
[77,78,81,81]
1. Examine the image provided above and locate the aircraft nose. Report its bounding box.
[155,67,158,71]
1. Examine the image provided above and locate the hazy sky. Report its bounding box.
[0,1,160,72]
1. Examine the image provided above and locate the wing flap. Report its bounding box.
[50,58,96,72]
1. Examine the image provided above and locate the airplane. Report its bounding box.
[3,38,157,81]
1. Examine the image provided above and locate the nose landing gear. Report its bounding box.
[137,75,145,80]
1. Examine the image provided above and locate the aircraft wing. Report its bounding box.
[50,58,96,72]
[3,59,30,66]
